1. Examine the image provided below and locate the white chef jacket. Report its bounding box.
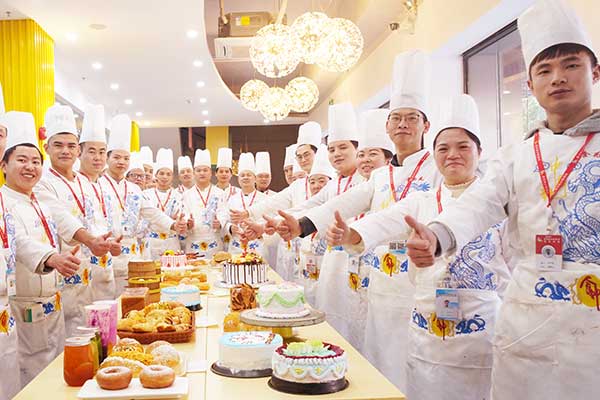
[181,184,225,254]
[143,187,183,258]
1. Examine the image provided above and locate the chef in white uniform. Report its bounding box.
[78,104,119,301]
[275,50,442,391]
[331,94,513,400]
[405,1,600,398]
[215,147,239,200]
[144,148,183,259]
[100,115,184,295]
[297,145,335,306]
[2,111,83,386]
[177,155,194,193]
[218,153,267,255]
[35,104,116,336]
[139,146,153,190]
[255,151,276,196]
[283,144,297,186]
[181,149,224,257]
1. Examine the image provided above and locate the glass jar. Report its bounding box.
[76,326,102,367]
[63,336,95,386]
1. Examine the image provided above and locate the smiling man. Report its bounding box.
[356,109,395,180]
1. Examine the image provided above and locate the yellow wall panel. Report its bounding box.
[131,121,140,152]
[0,19,55,152]
[206,126,229,165]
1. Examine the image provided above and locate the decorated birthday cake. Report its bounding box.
[256,282,309,319]
[161,250,187,268]
[217,331,283,372]
[223,253,268,286]
[160,284,201,310]
[272,340,347,384]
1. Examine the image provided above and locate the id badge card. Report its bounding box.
[6,273,16,297]
[348,257,359,275]
[535,234,563,271]
[435,288,460,321]
[389,240,406,255]
[24,303,44,323]
[306,256,318,275]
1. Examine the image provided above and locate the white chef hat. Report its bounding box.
[154,148,174,174]
[309,144,335,179]
[389,50,431,118]
[4,111,40,152]
[194,149,211,168]
[358,109,395,154]
[177,155,193,173]
[434,94,481,146]
[80,104,106,144]
[139,146,153,167]
[284,144,298,168]
[44,104,78,140]
[255,151,271,175]
[238,152,255,174]
[107,114,132,152]
[327,102,359,143]
[292,158,303,175]
[518,0,594,70]
[127,152,144,173]
[217,147,233,169]
[296,121,322,148]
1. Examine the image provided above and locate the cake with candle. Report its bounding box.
[271,340,348,386]
[256,282,309,319]
[217,331,283,372]
[161,250,187,268]
[222,253,268,286]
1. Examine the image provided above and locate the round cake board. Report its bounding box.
[268,376,349,395]
[214,280,275,289]
[240,308,325,328]
[210,362,272,378]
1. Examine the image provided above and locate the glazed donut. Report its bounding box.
[96,366,132,390]
[139,365,175,389]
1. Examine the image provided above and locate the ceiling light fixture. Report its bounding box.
[124,99,133,105]
[240,79,269,111]
[258,87,291,121]
[201,110,209,116]
[135,111,143,117]
[315,18,364,72]
[110,83,119,90]
[291,12,329,64]
[196,81,205,88]
[92,62,103,70]
[199,97,207,104]
[285,77,319,112]
[203,120,211,125]
[187,30,199,39]
[250,23,300,78]
[193,60,203,67]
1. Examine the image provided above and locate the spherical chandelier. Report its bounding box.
[285,77,319,112]
[240,79,269,111]
[290,12,329,65]
[315,18,364,72]
[258,87,291,121]
[250,24,301,78]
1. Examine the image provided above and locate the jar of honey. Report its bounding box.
[63,336,95,386]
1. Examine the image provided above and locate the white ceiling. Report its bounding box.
[0,0,407,128]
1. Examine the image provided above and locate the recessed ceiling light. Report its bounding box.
[193,60,203,67]
[89,23,107,30]
[187,30,198,39]
[263,118,270,123]
[201,110,209,116]
[66,33,78,42]
[143,121,151,127]
[203,120,211,125]
[199,97,207,104]
[110,83,119,90]
[135,111,143,117]
[196,81,205,88]
[92,62,103,70]
[124,99,133,105]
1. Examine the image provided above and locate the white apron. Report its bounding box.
[182,185,224,258]
[275,238,301,282]
[10,293,65,386]
[144,188,182,260]
[345,248,375,353]
[0,301,19,400]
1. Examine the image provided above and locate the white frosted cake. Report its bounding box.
[272,340,348,384]
[256,282,310,319]
[160,284,201,310]
[223,253,268,286]
[217,331,283,372]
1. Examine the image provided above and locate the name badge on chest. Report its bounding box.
[435,288,460,321]
[348,257,359,275]
[388,240,406,255]
[535,234,563,271]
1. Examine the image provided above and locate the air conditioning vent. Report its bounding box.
[214,37,252,59]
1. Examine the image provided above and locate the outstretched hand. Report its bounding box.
[405,215,438,268]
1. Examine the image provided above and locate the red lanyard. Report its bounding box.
[50,169,86,216]
[195,185,212,207]
[533,131,594,208]
[30,193,56,248]
[227,186,235,201]
[240,190,257,210]
[304,177,309,200]
[154,188,172,212]
[336,173,354,195]
[0,193,8,248]
[104,176,127,211]
[436,185,443,214]
[80,173,107,218]
[389,151,430,202]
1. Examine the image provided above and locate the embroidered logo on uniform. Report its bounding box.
[571,274,600,311]
[534,277,571,301]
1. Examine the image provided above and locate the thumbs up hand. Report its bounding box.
[45,245,81,277]
[109,235,123,256]
[263,215,279,236]
[405,215,438,268]
[275,210,301,241]
[241,220,264,241]
[326,211,352,247]
[172,212,188,235]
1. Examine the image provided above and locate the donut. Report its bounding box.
[96,366,132,390]
[139,365,175,389]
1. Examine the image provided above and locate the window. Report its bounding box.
[464,22,545,154]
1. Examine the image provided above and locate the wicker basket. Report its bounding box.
[117,312,195,344]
